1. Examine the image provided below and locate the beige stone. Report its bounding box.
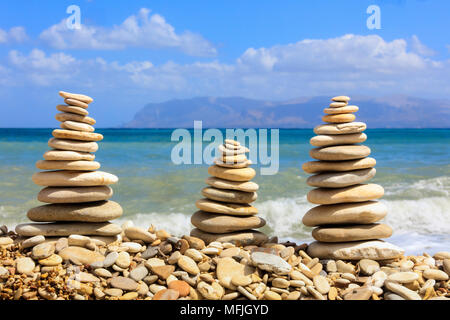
[191,211,265,233]
[307,184,384,205]
[302,157,376,174]
[388,272,420,283]
[220,154,248,164]
[43,149,95,161]
[60,121,95,132]
[384,281,421,300]
[55,112,96,125]
[423,269,449,281]
[312,224,392,242]
[177,255,200,275]
[191,228,268,246]
[124,226,156,243]
[313,275,330,294]
[15,222,121,237]
[32,170,118,187]
[307,168,376,188]
[310,133,367,147]
[331,96,350,102]
[16,257,35,274]
[214,159,251,168]
[59,91,93,103]
[205,177,259,192]
[56,105,89,116]
[37,186,113,203]
[310,145,371,161]
[48,137,98,153]
[201,187,257,204]
[303,201,387,226]
[196,199,257,216]
[314,122,366,135]
[208,165,256,182]
[64,98,89,109]
[216,257,254,289]
[52,129,103,142]
[36,160,100,171]
[324,105,359,114]
[197,281,224,300]
[218,144,248,155]
[322,113,356,123]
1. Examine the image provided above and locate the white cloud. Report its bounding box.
[410,35,436,56]
[0,26,28,44]
[39,8,216,57]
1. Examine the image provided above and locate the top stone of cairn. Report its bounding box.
[59,91,94,104]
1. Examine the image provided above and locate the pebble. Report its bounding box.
[115,251,131,269]
[264,291,282,300]
[250,252,292,274]
[68,235,91,247]
[272,278,290,289]
[21,235,45,249]
[16,257,35,274]
[103,251,119,268]
[197,281,224,300]
[129,265,149,282]
[185,248,203,262]
[31,242,55,260]
[177,255,200,275]
[343,287,373,300]
[152,289,179,300]
[168,280,190,297]
[443,259,450,275]
[423,269,449,281]
[38,254,63,266]
[151,265,175,280]
[306,286,326,300]
[121,242,142,253]
[94,268,112,278]
[388,271,419,283]
[141,246,159,259]
[359,259,380,275]
[384,281,421,300]
[313,275,330,294]
[110,276,138,291]
[104,288,123,297]
[124,226,156,243]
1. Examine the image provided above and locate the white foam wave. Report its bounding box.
[384,176,450,198]
[116,212,192,236]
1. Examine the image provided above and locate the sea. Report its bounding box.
[0,128,449,255]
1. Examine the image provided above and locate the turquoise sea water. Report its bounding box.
[0,128,449,254]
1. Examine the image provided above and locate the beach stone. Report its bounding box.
[191,211,265,233]
[124,226,156,243]
[121,242,142,253]
[59,246,104,264]
[324,105,359,114]
[218,144,248,155]
[208,165,256,182]
[0,236,13,246]
[331,96,350,102]
[129,265,149,282]
[37,186,113,204]
[307,184,384,205]
[322,113,356,123]
[16,222,121,237]
[61,120,95,132]
[55,237,68,252]
[307,240,404,260]
[214,159,252,168]
[359,259,380,275]
[184,248,203,261]
[43,149,95,161]
[310,145,371,161]
[201,187,257,204]
[220,153,248,164]
[32,170,118,187]
[384,281,421,300]
[55,112,96,125]
[141,247,159,259]
[310,133,367,147]
[16,257,35,274]
[21,235,45,249]
[205,176,259,192]
[423,269,449,281]
[0,267,8,277]
[52,129,103,142]
[177,255,200,275]
[433,252,450,260]
[182,235,205,250]
[56,104,89,116]
[307,168,376,188]
[217,257,254,289]
[64,98,89,109]
[314,122,366,135]
[119,292,138,300]
[312,224,392,242]
[59,91,93,104]
[115,251,131,269]
[36,160,100,171]
[251,251,292,274]
[197,281,224,300]
[48,138,98,153]
[152,289,179,300]
[110,276,138,291]
[190,228,268,246]
[195,199,257,216]
[443,259,450,276]
[168,280,190,297]
[103,251,119,268]
[302,157,376,174]
[104,288,123,297]
[27,200,122,222]
[313,275,330,294]
[32,242,55,259]
[303,201,387,226]
[329,101,348,108]
[344,287,373,300]
[152,265,175,280]
[388,272,420,283]
[39,254,63,266]
[94,268,112,278]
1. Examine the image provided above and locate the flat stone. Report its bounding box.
[195,199,257,216]
[48,137,98,153]
[205,176,259,192]
[324,105,359,114]
[310,145,371,161]
[444,259,450,276]
[182,235,206,250]
[344,287,373,300]
[217,257,254,289]
[197,281,224,300]
[151,265,175,280]
[104,288,123,297]
[56,104,89,116]
[124,226,156,243]
[115,251,131,269]
[16,257,35,274]
[32,170,118,187]
[191,211,265,233]
[152,289,179,300]
[303,201,387,226]
[0,236,13,246]
[110,276,138,291]
[21,235,46,249]
[313,275,330,294]
[64,98,89,109]
[314,122,366,135]
[129,265,149,281]
[43,149,95,161]
[307,184,384,205]
[168,280,190,297]
[36,160,100,171]
[201,187,257,204]
[214,159,251,168]
[208,165,256,182]
[307,240,405,260]
[37,186,113,204]
[218,144,248,155]
[312,224,392,242]
[331,96,351,102]
[94,268,112,278]
[302,157,376,174]
[59,91,93,104]
[32,242,55,259]
[384,281,421,300]
[329,101,348,107]
[434,252,450,260]
[307,168,376,188]
[388,272,420,283]
[39,254,63,266]
[191,228,268,246]
[60,121,95,132]
[251,251,292,274]
[52,129,103,142]
[220,154,248,164]
[310,133,367,147]
[16,222,122,237]
[59,246,104,264]
[423,269,449,281]
[27,200,122,222]
[358,259,380,275]
[177,255,200,275]
[141,246,159,259]
[103,251,119,267]
[322,113,355,123]
[55,112,96,125]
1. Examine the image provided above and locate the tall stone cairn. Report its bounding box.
[16,91,122,239]
[302,96,404,261]
[190,139,268,246]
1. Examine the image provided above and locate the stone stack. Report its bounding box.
[302,96,403,260]
[16,91,122,239]
[191,139,268,245]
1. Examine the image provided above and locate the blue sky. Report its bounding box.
[1,0,449,127]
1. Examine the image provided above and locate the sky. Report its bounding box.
[0,0,450,127]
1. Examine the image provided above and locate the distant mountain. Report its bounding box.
[124,95,450,128]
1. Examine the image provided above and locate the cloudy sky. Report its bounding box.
[1,0,450,127]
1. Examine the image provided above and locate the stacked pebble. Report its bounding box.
[15,91,122,239]
[302,96,402,260]
[190,139,268,245]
